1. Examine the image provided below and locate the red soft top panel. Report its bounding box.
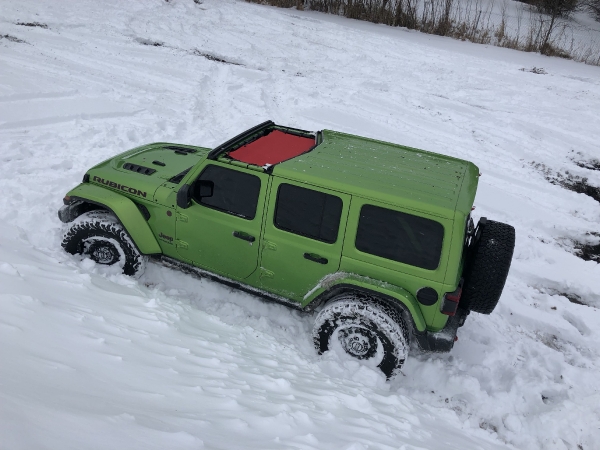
[228,130,315,166]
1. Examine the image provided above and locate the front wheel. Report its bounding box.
[313,295,409,379]
[61,210,147,277]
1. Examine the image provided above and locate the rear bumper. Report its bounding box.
[413,308,469,353]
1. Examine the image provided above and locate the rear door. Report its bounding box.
[259,178,350,301]
[175,162,269,280]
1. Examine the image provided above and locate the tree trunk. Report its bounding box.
[541,14,556,53]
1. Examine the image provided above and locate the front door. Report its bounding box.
[259,179,350,301]
[175,162,269,280]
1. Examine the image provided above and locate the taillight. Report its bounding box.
[441,284,462,316]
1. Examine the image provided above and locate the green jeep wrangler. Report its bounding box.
[58,121,515,378]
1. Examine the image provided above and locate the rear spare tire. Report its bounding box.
[313,294,409,379]
[62,210,146,277]
[461,218,515,314]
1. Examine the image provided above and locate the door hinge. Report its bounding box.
[177,213,188,223]
[263,240,277,251]
[176,240,188,249]
[260,267,274,279]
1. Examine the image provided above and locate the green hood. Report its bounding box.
[86,143,209,201]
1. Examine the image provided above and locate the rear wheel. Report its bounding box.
[313,294,409,379]
[61,210,146,277]
[461,218,515,314]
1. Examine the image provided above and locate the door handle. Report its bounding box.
[304,252,328,264]
[233,231,255,243]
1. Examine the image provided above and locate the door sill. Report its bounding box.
[156,255,316,312]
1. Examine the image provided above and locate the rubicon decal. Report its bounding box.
[92,176,147,198]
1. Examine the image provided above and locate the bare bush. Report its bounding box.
[246,0,298,6]
[246,0,600,65]
[582,0,600,21]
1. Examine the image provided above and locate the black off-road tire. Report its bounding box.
[61,210,146,277]
[313,294,409,379]
[461,218,515,314]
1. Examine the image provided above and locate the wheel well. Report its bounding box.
[67,198,150,223]
[311,284,417,340]
[60,199,108,223]
[77,200,107,214]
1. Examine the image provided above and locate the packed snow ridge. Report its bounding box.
[1,1,599,449]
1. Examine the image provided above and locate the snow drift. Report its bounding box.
[1,0,599,449]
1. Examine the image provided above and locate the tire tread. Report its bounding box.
[61,211,146,276]
[461,220,515,314]
[313,294,409,379]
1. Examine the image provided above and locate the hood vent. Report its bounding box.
[123,162,156,176]
[164,145,197,155]
[168,167,191,184]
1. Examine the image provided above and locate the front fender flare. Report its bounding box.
[62,183,162,255]
[303,273,426,332]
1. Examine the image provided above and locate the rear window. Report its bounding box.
[355,204,444,270]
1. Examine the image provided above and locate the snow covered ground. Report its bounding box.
[1,0,600,449]
[451,0,600,59]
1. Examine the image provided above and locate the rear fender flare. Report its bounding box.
[303,273,426,332]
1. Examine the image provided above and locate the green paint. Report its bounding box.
[61,126,479,333]
[65,183,162,255]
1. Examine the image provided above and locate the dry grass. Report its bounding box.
[246,0,600,65]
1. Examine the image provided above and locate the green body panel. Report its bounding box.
[85,143,210,202]
[94,142,209,179]
[146,194,178,256]
[78,142,212,257]
[66,183,162,255]
[340,195,458,331]
[337,256,454,332]
[301,272,426,332]
[175,162,270,279]
[62,126,480,333]
[259,177,352,301]
[269,129,477,331]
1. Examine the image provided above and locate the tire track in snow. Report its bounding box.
[0,1,599,449]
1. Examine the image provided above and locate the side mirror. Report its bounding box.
[177,184,191,209]
[196,180,214,198]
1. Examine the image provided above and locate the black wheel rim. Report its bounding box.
[85,240,120,265]
[338,326,378,360]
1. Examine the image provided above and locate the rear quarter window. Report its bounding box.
[355,204,444,270]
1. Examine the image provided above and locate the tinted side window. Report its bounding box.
[356,204,444,270]
[194,165,261,220]
[275,184,342,243]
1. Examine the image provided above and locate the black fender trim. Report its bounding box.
[58,200,98,223]
[58,197,151,223]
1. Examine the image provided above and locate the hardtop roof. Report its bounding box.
[272,130,479,219]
